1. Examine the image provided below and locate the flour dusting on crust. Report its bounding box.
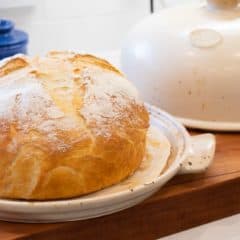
[79,67,142,136]
[0,52,147,152]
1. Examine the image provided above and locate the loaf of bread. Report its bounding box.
[0,51,149,200]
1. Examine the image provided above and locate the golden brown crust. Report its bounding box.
[48,51,123,75]
[0,52,149,200]
[0,57,28,77]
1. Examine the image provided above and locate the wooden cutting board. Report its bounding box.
[1,132,240,240]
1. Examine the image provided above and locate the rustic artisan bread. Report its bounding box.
[0,51,149,200]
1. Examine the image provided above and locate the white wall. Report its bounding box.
[0,0,150,54]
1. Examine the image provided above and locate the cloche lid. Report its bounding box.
[121,0,240,131]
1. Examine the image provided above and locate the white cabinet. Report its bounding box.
[0,0,150,54]
[0,0,36,9]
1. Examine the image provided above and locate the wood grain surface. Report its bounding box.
[0,132,240,240]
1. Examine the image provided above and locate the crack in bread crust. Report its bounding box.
[0,57,28,77]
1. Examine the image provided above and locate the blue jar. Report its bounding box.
[0,19,28,60]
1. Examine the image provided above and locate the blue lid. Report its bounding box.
[0,19,28,48]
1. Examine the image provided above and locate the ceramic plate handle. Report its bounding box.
[178,134,216,174]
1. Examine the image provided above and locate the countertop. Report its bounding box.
[161,214,240,240]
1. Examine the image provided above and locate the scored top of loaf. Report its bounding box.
[0,51,149,154]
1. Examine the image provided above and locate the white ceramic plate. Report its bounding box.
[0,105,215,223]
